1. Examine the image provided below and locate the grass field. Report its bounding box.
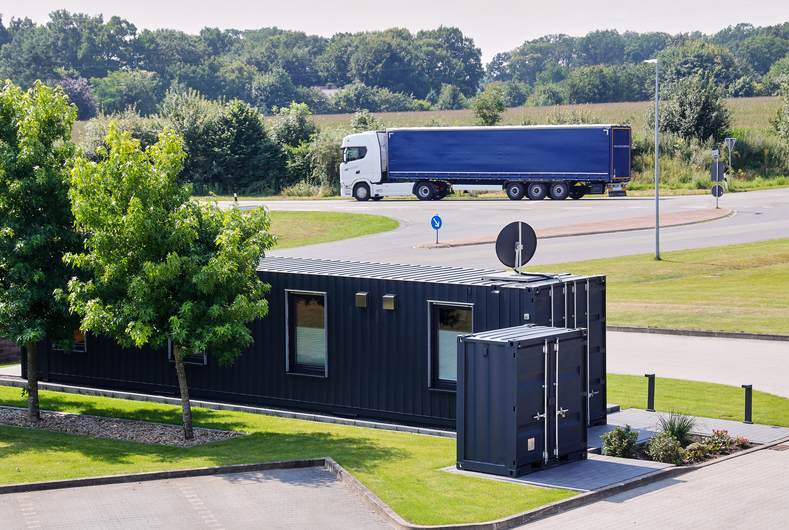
[267,211,399,249]
[0,387,573,525]
[608,374,789,427]
[545,239,789,335]
[310,97,782,132]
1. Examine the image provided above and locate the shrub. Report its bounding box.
[657,412,696,446]
[646,432,685,464]
[601,425,639,458]
[734,436,750,447]
[281,180,322,197]
[706,430,734,454]
[684,442,710,463]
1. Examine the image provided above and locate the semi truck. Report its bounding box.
[339,124,631,201]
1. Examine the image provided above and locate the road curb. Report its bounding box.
[608,326,789,342]
[0,458,325,495]
[416,208,734,248]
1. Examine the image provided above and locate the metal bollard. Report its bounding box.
[742,385,753,424]
[645,374,655,412]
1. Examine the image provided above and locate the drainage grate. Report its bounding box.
[769,444,789,451]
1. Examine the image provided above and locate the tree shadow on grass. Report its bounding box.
[0,425,404,482]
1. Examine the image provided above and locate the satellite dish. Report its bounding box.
[495,222,537,270]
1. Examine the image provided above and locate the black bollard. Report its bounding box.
[742,385,753,424]
[645,374,655,412]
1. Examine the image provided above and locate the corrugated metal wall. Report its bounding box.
[32,259,606,429]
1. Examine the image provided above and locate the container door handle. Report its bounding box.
[557,407,569,418]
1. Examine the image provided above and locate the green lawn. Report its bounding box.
[268,211,399,249]
[546,239,789,335]
[0,363,20,369]
[608,374,789,427]
[0,387,572,525]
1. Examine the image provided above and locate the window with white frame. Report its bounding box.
[429,302,472,390]
[286,291,328,377]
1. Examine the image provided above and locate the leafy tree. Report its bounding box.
[90,69,163,116]
[416,26,483,97]
[267,102,317,147]
[623,31,670,63]
[80,108,164,161]
[526,83,565,106]
[653,73,732,141]
[738,34,789,75]
[435,83,468,110]
[66,126,276,438]
[0,81,82,421]
[349,109,384,132]
[0,22,60,88]
[331,82,379,113]
[308,127,345,191]
[250,68,297,114]
[761,54,789,95]
[55,77,98,120]
[471,85,505,126]
[773,78,789,141]
[661,41,741,90]
[576,30,625,66]
[294,86,332,114]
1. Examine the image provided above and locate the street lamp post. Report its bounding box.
[645,58,660,260]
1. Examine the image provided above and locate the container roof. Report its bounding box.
[257,256,594,288]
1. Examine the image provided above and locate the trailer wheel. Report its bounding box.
[526,183,547,200]
[549,182,569,200]
[415,182,435,201]
[353,183,371,201]
[506,183,525,200]
[569,186,586,200]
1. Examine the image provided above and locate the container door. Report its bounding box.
[612,127,631,181]
[515,340,549,469]
[553,335,587,458]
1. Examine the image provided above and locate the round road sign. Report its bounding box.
[711,184,724,198]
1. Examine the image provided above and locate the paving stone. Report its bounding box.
[0,467,391,530]
[514,446,789,529]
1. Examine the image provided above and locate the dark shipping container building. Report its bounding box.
[29,257,607,429]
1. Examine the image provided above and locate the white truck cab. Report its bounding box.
[340,131,415,200]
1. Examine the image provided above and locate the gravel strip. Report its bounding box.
[0,407,244,447]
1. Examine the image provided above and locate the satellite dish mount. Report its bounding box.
[495,221,537,274]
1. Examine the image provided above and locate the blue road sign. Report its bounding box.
[431,215,442,230]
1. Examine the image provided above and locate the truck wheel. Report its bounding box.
[526,183,547,200]
[506,183,525,200]
[353,183,370,201]
[569,186,586,200]
[415,182,435,201]
[549,182,569,200]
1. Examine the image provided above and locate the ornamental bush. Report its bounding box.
[646,431,685,464]
[601,425,640,458]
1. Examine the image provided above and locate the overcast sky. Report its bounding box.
[6,0,789,63]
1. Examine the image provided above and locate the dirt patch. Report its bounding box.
[0,406,244,448]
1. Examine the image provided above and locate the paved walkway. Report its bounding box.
[513,443,789,529]
[608,331,789,399]
[0,467,391,530]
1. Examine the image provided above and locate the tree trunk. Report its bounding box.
[26,341,40,422]
[173,344,194,440]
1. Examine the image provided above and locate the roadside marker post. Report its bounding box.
[431,215,442,244]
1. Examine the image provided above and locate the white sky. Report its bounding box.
[5,0,789,63]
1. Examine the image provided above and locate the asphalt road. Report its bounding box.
[233,187,789,268]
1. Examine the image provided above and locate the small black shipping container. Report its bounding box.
[457,326,588,477]
[29,257,606,429]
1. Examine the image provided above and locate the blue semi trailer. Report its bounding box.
[339,124,631,201]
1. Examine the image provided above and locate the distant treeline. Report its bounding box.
[1,11,789,119]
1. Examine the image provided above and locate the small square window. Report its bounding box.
[167,340,207,366]
[287,291,328,377]
[52,330,87,353]
[429,303,472,390]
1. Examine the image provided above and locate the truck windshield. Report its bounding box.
[343,146,367,163]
